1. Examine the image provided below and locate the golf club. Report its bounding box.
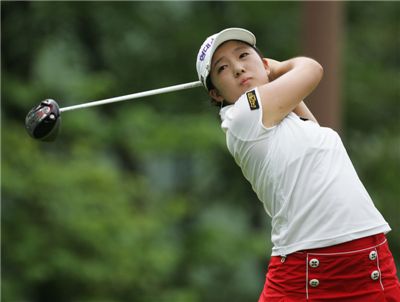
[25,81,202,142]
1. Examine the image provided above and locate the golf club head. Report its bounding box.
[25,99,61,142]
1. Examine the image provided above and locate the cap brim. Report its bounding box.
[210,28,256,60]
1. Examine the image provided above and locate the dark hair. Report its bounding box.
[207,42,265,107]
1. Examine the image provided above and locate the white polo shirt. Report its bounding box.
[220,88,390,256]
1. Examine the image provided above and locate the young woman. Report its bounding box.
[196,28,400,302]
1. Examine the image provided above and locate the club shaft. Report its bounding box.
[59,81,202,113]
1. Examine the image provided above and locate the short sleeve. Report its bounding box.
[220,88,273,141]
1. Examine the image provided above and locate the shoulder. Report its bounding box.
[220,88,275,141]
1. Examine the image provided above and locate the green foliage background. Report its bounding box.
[2,2,399,301]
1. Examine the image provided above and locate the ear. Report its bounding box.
[262,58,271,76]
[209,88,225,103]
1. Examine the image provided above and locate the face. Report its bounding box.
[209,40,270,104]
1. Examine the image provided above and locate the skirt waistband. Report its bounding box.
[294,233,387,255]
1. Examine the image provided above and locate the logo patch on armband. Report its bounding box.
[246,90,259,110]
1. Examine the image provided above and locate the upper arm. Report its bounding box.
[259,57,323,127]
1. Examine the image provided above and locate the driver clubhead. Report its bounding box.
[25,99,61,142]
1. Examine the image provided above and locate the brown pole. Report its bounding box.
[302,2,344,132]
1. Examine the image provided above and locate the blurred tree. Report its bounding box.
[344,2,400,267]
[302,1,344,131]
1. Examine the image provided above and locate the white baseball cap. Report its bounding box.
[196,28,256,90]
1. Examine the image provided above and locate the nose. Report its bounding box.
[233,63,245,77]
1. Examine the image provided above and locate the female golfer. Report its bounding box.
[196,28,400,301]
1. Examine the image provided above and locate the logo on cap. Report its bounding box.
[199,38,214,61]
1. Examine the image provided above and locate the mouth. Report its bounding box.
[240,77,251,85]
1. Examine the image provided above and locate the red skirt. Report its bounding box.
[258,233,400,302]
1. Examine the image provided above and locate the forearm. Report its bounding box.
[268,57,308,81]
[293,101,318,124]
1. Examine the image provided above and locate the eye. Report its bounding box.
[217,65,228,73]
[239,52,249,59]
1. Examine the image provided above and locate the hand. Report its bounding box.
[265,58,282,81]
